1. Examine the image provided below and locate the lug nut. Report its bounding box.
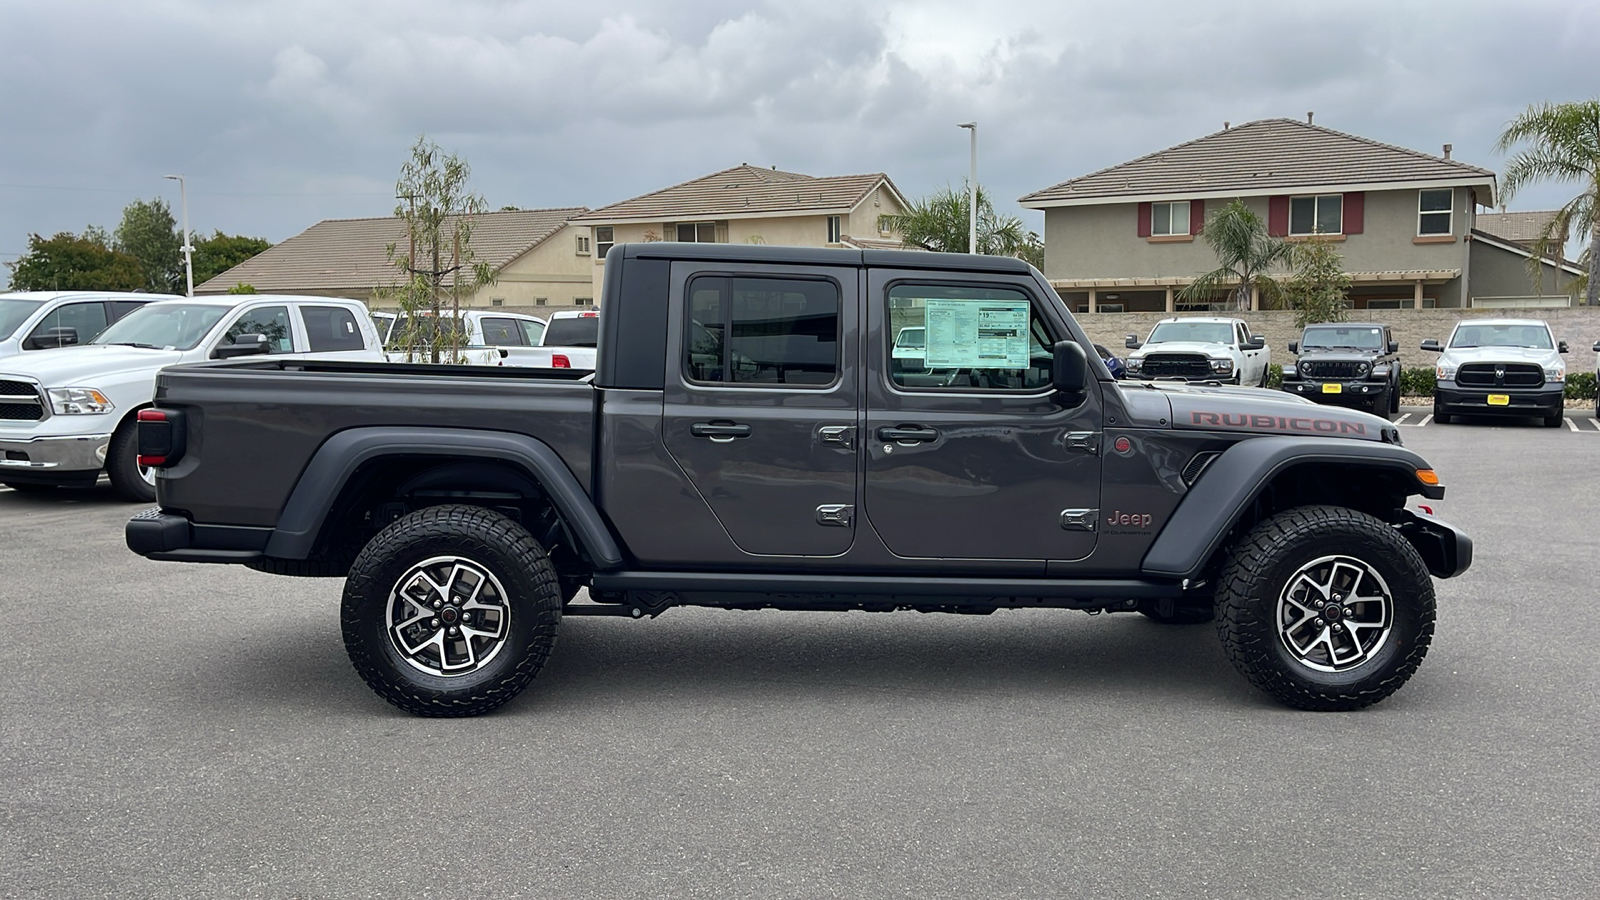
[432,600,443,609]
[1315,617,1326,627]
[430,618,440,627]
[1344,607,1354,617]
[1332,623,1343,632]
[448,626,459,636]
[1315,600,1326,609]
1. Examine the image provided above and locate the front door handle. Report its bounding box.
[691,422,752,442]
[876,425,939,444]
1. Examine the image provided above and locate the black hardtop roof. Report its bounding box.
[621,241,1033,274]
[1302,322,1387,329]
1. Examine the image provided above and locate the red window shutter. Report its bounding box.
[1136,202,1152,238]
[1344,192,1364,234]
[1190,200,1205,235]
[1268,196,1289,237]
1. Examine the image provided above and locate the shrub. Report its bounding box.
[1266,363,1283,389]
[1567,371,1597,401]
[1399,367,1437,397]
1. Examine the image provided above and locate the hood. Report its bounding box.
[1130,341,1231,358]
[1294,349,1380,362]
[1113,381,1391,442]
[0,344,184,387]
[1439,346,1559,366]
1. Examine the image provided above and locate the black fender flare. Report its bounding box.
[261,426,624,570]
[1141,436,1443,580]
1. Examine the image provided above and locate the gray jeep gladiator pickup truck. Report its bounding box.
[127,244,1470,716]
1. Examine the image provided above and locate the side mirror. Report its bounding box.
[1593,341,1600,353]
[1124,334,1141,350]
[1287,340,1299,353]
[1387,340,1399,354]
[1557,340,1568,354]
[1052,340,1089,401]
[213,333,270,359]
[1242,336,1265,351]
[26,326,79,350]
[1420,339,1443,352]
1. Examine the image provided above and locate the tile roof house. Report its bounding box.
[1020,118,1578,312]
[569,164,911,295]
[196,207,597,309]
[1476,210,1567,247]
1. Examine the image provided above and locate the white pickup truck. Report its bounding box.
[375,309,551,366]
[517,308,600,369]
[0,294,383,500]
[1123,316,1271,387]
[0,290,180,358]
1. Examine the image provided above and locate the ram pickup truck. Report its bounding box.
[127,245,1470,717]
[376,309,549,367]
[1423,318,1569,427]
[1124,317,1271,386]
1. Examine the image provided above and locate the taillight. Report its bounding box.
[136,408,186,468]
[552,354,571,368]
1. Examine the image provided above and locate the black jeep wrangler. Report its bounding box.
[1281,322,1401,417]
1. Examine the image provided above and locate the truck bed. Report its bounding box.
[152,358,598,527]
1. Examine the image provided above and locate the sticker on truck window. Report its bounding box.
[923,298,1030,368]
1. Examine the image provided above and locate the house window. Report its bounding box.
[1418,189,1453,235]
[1151,201,1190,236]
[576,235,590,255]
[1290,195,1343,235]
[826,215,842,243]
[575,297,592,307]
[676,222,717,243]
[535,297,547,307]
[877,215,893,236]
[595,226,614,258]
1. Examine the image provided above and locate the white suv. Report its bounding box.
[1123,317,1271,386]
[1423,318,1568,427]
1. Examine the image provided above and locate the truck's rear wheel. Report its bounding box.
[1215,505,1434,711]
[341,504,561,717]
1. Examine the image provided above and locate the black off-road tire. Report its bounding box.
[341,504,561,717]
[1369,386,1391,419]
[1542,413,1564,428]
[1389,380,1401,414]
[107,420,155,502]
[1431,404,1452,425]
[1138,598,1215,625]
[1215,505,1435,711]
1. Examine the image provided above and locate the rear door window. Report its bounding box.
[301,306,367,351]
[480,317,525,346]
[685,276,839,386]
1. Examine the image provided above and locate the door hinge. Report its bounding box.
[1066,431,1099,454]
[1060,508,1098,531]
[816,504,854,527]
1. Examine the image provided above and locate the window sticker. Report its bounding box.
[923,298,1030,368]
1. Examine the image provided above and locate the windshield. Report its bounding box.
[1301,326,1384,351]
[543,315,599,347]
[1147,321,1233,344]
[1449,323,1553,350]
[0,298,45,340]
[90,303,229,350]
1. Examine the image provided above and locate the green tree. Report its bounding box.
[114,198,183,294]
[884,183,1034,257]
[380,135,497,363]
[226,282,258,294]
[1179,199,1290,311]
[192,231,272,286]
[1283,237,1351,328]
[1494,99,1600,305]
[5,231,144,291]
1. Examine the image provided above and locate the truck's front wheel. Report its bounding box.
[341,504,561,717]
[1215,505,1434,711]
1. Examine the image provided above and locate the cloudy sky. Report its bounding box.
[1,0,1593,277]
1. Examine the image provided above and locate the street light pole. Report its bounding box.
[163,174,194,296]
[957,122,977,254]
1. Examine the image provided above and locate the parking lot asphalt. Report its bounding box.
[2,417,1598,900]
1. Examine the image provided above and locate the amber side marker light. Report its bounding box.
[1415,469,1440,486]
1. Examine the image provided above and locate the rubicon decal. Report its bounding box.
[1190,411,1367,436]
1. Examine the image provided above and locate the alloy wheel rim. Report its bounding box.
[386,555,511,677]
[1276,554,1393,673]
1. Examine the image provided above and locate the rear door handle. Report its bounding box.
[876,425,939,444]
[691,422,752,442]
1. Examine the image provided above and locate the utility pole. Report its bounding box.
[958,122,978,254]
[163,174,194,296]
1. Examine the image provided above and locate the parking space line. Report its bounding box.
[1393,413,1413,425]
[1566,417,1580,432]
[1399,414,1432,427]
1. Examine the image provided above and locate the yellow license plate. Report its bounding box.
[1487,394,1510,406]
[1321,383,1342,394]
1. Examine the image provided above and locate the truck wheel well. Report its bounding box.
[314,457,590,588]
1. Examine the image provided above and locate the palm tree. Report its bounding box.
[1178,199,1290,311]
[1494,100,1600,305]
[885,183,1034,257]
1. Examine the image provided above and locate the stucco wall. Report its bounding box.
[1468,239,1577,305]
[1074,306,1600,367]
